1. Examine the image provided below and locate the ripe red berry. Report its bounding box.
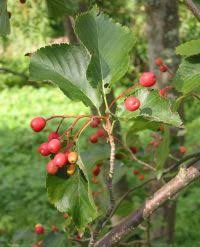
[89,134,98,143]
[48,139,61,154]
[155,58,163,66]
[53,153,67,167]
[125,96,140,111]
[139,72,156,87]
[159,65,168,72]
[38,142,50,156]
[92,166,101,177]
[130,146,138,154]
[35,224,44,234]
[96,128,106,137]
[30,117,46,132]
[90,117,101,128]
[138,174,145,181]
[46,160,58,175]
[68,152,78,164]
[48,132,60,141]
[179,146,187,154]
[51,225,59,232]
[133,169,140,175]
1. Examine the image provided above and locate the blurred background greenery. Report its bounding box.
[0,0,200,246]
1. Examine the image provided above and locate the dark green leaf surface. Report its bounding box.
[117,89,182,127]
[0,0,10,36]
[29,44,101,108]
[46,169,97,231]
[155,127,170,177]
[46,0,78,17]
[75,8,134,87]
[42,232,71,247]
[176,40,200,57]
[172,56,200,94]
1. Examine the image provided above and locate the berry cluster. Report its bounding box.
[89,118,106,144]
[30,117,78,176]
[124,72,157,112]
[155,58,168,72]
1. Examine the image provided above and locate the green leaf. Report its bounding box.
[172,56,200,94]
[29,44,101,108]
[46,169,97,231]
[0,0,10,36]
[78,144,110,177]
[127,118,159,133]
[45,0,78,17]
[75,8,134,87]
[117,89,182,127]
[42,232,71,247]
[176,40,200,57]
[155,127,170,176]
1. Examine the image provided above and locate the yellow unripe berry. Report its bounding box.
[67,164,76,175]
[68,152,78,164]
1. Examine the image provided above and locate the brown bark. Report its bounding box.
[145,1,180,244]
[94,162,200,247]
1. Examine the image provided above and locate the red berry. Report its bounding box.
[30,117,46,132]
[68,152,78,164]
[51,225,59,232]
[92,166,101,177]
[125,96,140,111]
[96,128,106,137]
[48,139,61,154]
[48,132,60,141]
[38,142,50,156]
[46,160,58,175]
[139,72,156,87]
[53,153,67,167]
[32,244,39,247]
[35,224,44,234]
[89,134,98,143]
[133,169,140,175]
[138,174,145,181]
[90,117,101,128]
[179,146,187,154]
[130,146,138,154]
[159,65,168,72]
[155,58,163,66]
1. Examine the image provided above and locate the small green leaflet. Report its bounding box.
[46,169,97,231]
[29,44,101,108]
[117,89,182,127]
[75,7,135,88]
[0,0,10,36]
[45,0,78,17]
[172,55,200,94]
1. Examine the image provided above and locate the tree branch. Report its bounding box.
[94,161,200,246]
[185,0,200,21]
[0,67,28,79]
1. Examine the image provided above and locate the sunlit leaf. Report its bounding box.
[29,44,101,108]
[117,89,182,127]
[75,7,134,88]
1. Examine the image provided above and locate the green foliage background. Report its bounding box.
[0,0,200,246]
